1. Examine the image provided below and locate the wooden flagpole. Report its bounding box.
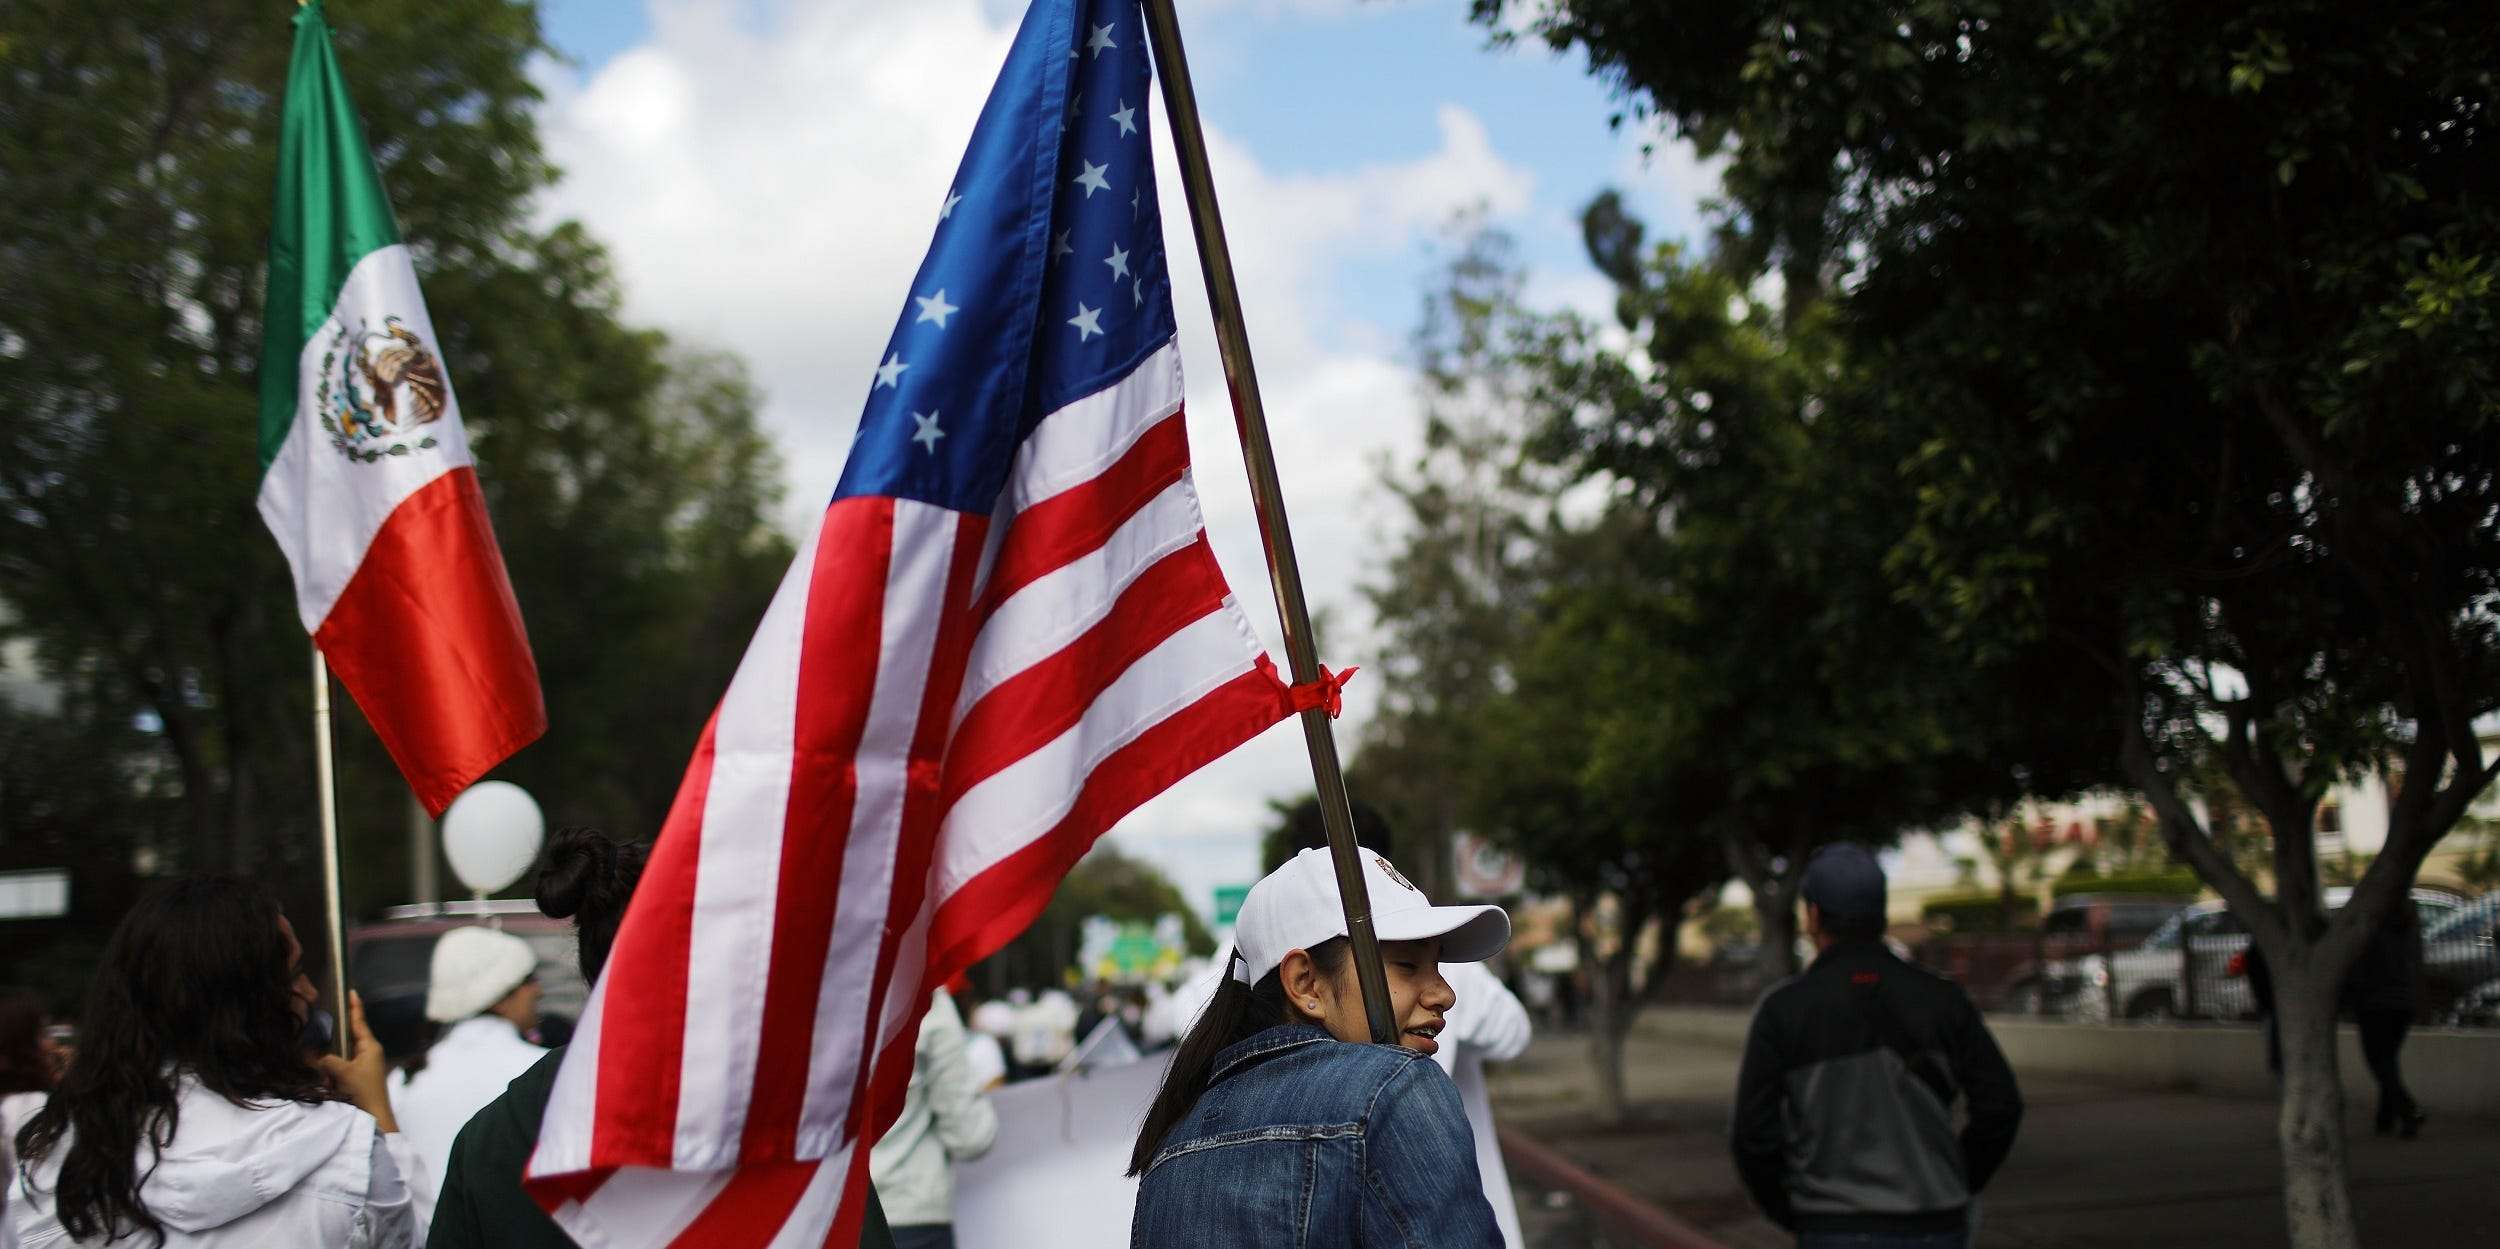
[311,645,352,1056]
[1139,0,1398,1045]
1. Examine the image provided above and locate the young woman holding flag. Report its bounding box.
[1127,847,1510,1247]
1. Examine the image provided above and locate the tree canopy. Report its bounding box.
[1475,2,2500,1242]
[0,0,792,928]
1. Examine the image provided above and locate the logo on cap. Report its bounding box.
[1373,855,1418,895]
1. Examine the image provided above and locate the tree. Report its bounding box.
[1507,197,2113,978]
[1483,3,2500,1242]
[1462,504,1726,1124]
[1356,222,1560,905]
[0,0,792,938]
[974,844,1214,992]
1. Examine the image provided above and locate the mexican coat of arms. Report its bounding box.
[317,315,448,463]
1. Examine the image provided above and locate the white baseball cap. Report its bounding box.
[1230,846,1509,984]
[425,925,539,1022]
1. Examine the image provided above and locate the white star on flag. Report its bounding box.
[1053,230,1074,265]
[939,188,963,220]
[1110,100,1137,137]
[874,353,909,389]
[1104,243,1130,280]
[1073,159,1111,198]
[914,289,959,328]
[911,409,945,451]
[1068,303,1103,340]
[1087,22,1117,58]
[1132,277,1144,308]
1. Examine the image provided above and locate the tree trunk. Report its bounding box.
[1754,876,1801,983]
[2272,958,2357,1249]
[1587,1009,1628,1125]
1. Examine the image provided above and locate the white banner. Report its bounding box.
[952,1053,1167,1249]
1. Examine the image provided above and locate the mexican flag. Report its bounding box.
[256,0,544,816]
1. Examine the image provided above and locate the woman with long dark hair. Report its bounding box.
[0,987,52,1142]
[1128,847,1510,1247]
[2,984,53,1249]
[9,876,414,1247]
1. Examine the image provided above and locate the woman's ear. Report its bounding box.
[1278,949,1322,1022]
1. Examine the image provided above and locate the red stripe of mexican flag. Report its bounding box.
[256,0,544,816]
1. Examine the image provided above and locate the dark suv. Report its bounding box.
[347,900,587,1060]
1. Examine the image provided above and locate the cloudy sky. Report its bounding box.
[530,0,1721,923]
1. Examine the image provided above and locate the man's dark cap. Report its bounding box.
[1801,843,1887,918]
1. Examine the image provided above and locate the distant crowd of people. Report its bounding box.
[4,818,2444,1249]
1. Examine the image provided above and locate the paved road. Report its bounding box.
[1491,1018,2498,1249]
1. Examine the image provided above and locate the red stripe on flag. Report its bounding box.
[663,1161,821,1247]
[741,499,895,1159]
[313,466,544,816]
[974,412,1188,618]
[921,659,1297,1019]
[941,535,1232,806]
[824,1151,872,1249]
[840,512,986,1143]
[589,706,721,1168]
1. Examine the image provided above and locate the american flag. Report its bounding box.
[523,1,1324,1243]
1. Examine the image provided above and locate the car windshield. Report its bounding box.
[2141,912,2183,950]
[2426,895,2497,942]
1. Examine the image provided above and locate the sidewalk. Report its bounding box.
[1491,1017,2500,1248]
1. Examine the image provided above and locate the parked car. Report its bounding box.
[2052,887,2468,1024]
[2421,892,2498,1021]
[2447,976,2500,1028]
[1918,893,2189,1013]
[347,899,587,1061]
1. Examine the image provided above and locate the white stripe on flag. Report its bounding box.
[559,1165,734,1249]
[677,522,823,1168]
[953,477,1206,727]
[1002,339,1182,511]
[761,1148,856,1249]
[936,608,1261,896]
[797,501,958,1149]
[532,972,609,1175]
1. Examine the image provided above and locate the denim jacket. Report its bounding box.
[1131,1024,1501,1248]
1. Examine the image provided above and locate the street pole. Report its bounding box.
[409,791,438,911]
[1140,0,1397,1045]
[311,645,352,1056]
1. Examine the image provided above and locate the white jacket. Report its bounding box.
[8,1077,417,1248]
[868,990,999,1227]
[384,1016,544,1231]
[1430,961,1532,1249]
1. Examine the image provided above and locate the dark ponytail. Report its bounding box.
[536,827,650,984]
[1127,938,1347,1177]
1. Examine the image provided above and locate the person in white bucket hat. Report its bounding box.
[1128,846,1509,1247]
[385,925,544,1232]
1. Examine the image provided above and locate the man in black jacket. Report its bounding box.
[1730,844,2023,1248]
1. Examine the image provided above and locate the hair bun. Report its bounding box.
[536,827,618,920]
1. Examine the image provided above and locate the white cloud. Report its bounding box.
[534,0,1537,920]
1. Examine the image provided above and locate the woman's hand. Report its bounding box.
[316,990,400,1133]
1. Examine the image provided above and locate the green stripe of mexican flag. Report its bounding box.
[256,0,545,816]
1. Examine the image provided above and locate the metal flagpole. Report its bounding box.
[311,645,352,1056]
[1140,0,1398,1046]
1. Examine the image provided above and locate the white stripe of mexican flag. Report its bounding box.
[255,1,543,815]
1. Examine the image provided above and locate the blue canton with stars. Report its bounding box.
[835,0,1178,514]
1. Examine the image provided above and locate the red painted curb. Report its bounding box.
[1498,1125,1733,1249]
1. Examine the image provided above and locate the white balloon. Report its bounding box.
[440,780,545,896]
